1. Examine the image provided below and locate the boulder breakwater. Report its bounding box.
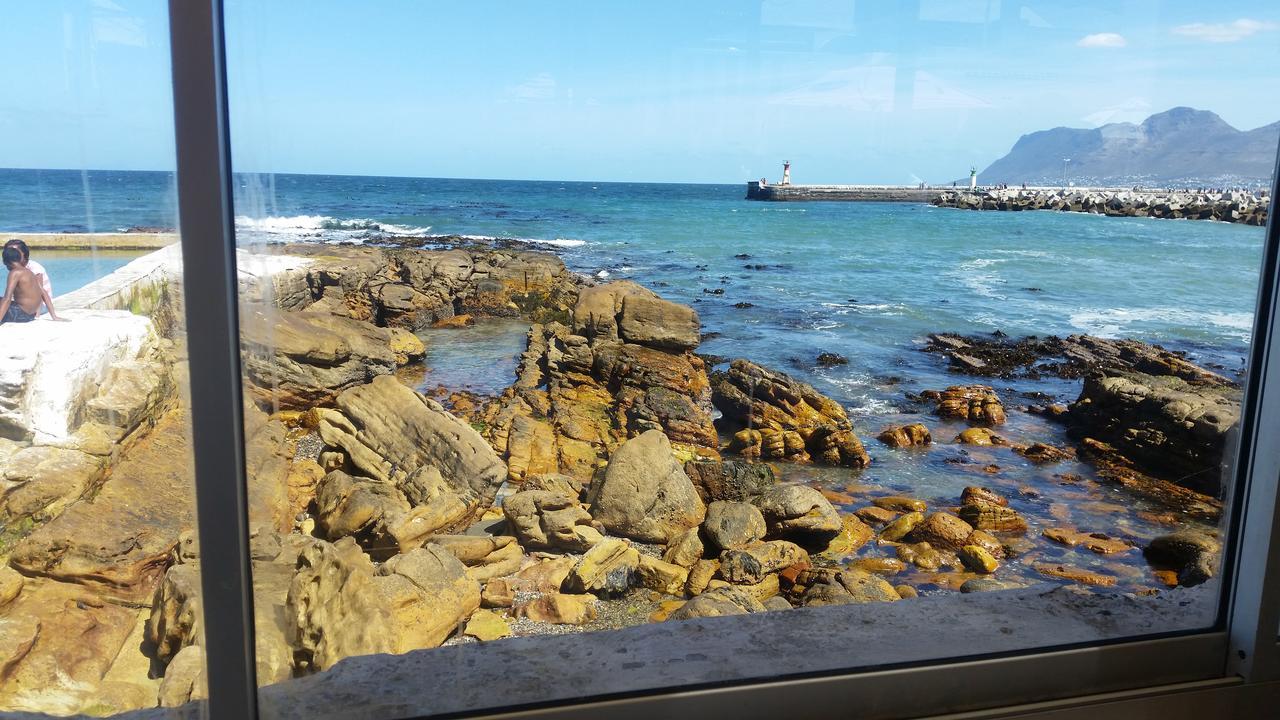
[932,188,1270,225]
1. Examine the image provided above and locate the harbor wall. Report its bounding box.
[932,188,1270,225]
[746,182,946,202]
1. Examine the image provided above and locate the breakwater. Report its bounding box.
[932,188,1270,225]
[746,182,946,202]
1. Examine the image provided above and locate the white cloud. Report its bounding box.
[508,73,557,101]
[1077,32,1127,48]
[1172,18,1279,43]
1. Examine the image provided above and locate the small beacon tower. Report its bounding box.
[782,161,792,186]
[969,166,978,190]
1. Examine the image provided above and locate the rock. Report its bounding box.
[588,429,705,543]
[961,486,1008,508]
[315,375,506,527]
[429,535,525,582]
[958,545,999,574]
[896,542,947,571]
[9,410,194,597]
[387,327,426,364]
[564,538,640,596]
[763,595,794,611]
[0,446,104,522]
[286,538,480,671]
[1068,370,1240,494]
[515,593,597,624]
[802,568,899,605]
[522,472,586,499]
[752,484,842,541]
[854,506,900,526]
[668,586,765,620]
[683,459,775,502]
[815,352,848,367]
[432,314,475,329]
[907,513,974,551]
[922,385,1006,426]
[957,504,1029,535]
[872,496,927,513]
[313,470,412,554]
[464,609,512,641]
[636,554,690,595]
[686,559,719,596]
[618,291,702,352]
[509,557,577,594]
[0,310,152,444]
[1035,563,1117,587]
[1043,528,1133,555]
[481,580,515,608]
[157,645,206,708]
[1145,531,1220,586]
[955,427,1005,446]
[719,541,809,584]
[711,359,869,467]
[877,424,932,448]
[663,527,706,568]
[0,566,24,607]
[851,557,906,575]
[1015,442,1074,464]
[503,489,596,550]
[240,308,404,410]
[960,578,1025,593]
[964,530,1007,560]
[819,515,875,558]
[879,511,925,542]
[895,585,919,599]
[703,501,768,550]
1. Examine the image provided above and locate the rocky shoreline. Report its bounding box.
[0,240,1236,714]
[932,188,1269,225]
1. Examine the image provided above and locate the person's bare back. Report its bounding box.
[8,265,41,316]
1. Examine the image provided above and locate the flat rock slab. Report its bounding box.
[10,409,196,599]
[0,577,142,715]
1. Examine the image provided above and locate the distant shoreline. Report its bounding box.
[0,232,176,251]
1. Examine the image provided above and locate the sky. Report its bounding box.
[1,0,1279,183]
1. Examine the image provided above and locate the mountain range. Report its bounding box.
[979,107,1278,187]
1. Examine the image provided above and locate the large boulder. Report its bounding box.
[683,459,776,502]
[315,375,507,529]
[752,484,842,541]
[573,281,700,352]
[502,489,597,550]
[1068,370,1240,494]
[589,430,706,543]
[240,307,408,410]
[286,537,479,672]
[712,359,869,467]
[920,385,1006,426]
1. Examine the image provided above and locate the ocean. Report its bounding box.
[2,167,1266,590]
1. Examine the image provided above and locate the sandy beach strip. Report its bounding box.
[1,232,177,251]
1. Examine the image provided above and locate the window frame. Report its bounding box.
[165,1,1280,717]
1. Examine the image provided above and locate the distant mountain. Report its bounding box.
[979,107,1278,187]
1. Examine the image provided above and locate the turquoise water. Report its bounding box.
[35,251,144,298]
[6,169,1268,592]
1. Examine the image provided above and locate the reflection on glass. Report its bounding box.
[222,1,1272,717]
[0,3,206,717]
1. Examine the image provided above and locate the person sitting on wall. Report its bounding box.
[1,245,62,324]
[3,239,52,306]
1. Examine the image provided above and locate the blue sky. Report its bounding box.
[1,0,1278,183]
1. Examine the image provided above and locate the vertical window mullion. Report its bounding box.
[167,0,260,716]
[1228,137,1280,683]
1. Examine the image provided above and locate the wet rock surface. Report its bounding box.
[712,359,870,467]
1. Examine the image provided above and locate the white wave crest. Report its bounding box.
[234,214,431,243]
[1069,307,1254,340]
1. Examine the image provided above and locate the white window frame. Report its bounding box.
[166,1,1280,717]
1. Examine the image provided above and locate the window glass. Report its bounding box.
[0,2,207,715]
[222,1,1274,716]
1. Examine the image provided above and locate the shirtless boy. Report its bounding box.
[1,246,61,323]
